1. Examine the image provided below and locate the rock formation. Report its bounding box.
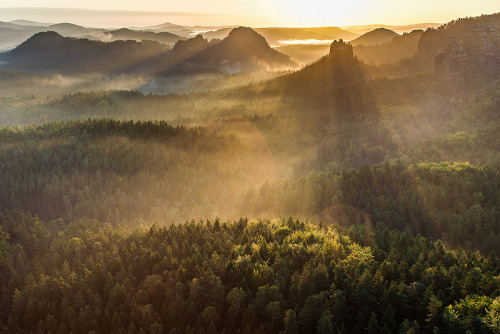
[435,24,500,82]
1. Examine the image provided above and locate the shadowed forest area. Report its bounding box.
[1,12,500,333]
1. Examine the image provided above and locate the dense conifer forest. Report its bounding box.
[0,11,500,334]
[2,215,500,333]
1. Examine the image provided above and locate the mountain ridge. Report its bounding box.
[166,27,297,74]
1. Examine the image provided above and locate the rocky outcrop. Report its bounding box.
[279,40,376,114]
[168,27,296,74]
[435,37,468,82]
[330,39,354,59]
[172,35,210,59]
[462,25,499,75]
[435,24,500,81]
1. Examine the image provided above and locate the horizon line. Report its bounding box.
[0,7,450,29]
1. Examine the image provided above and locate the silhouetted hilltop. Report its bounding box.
[46,23,90,36]
[0,29,294,75]
[353,29,423,64]
[7,31,69,53]
[169,27,296,74]
[351,28,399,46]
[277,40,375,114]
[172,34,211,58]
[134,22,193,37]
[122,34,218,74]
[0,31,170,74]
[105,28,183,45]
[284,40,365,89]
[0,21,185,51]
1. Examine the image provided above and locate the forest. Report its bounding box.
[1,214,500,333]
[0,11,500,334]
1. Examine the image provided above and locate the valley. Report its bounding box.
[0,10,500,334]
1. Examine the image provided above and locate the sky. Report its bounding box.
[0,0,499,28]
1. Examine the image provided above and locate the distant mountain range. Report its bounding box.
[275,29,424,65]
[342,23,441,35]
[201,27,358,46]
[0,20,366,51]
[0,20,186,51]
[1,14,499,79]
[258,12,500,107]
[0,19,442,53]
[0,27,296,75]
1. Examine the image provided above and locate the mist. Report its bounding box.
[2,10,500,334]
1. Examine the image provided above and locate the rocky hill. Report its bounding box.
[169,27,296,74]
[434,23,500,81]
[276,39,375,114]
[411,13,500,80]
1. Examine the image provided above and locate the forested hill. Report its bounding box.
[0,32,171,74]
[0,119,277,224]
[167,27,297,74]
[250,161,500,254]
[265,39,376,114]
[104,28,183,45]
[1,215,499,333]
[370,12,500,78]
[1,11,500,334]
[0,119,499,254]
[0,27,296,75]
[351,28,399,46]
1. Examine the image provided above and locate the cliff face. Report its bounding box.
[172,35,210,59]
[329,39,354,60]
[435,37,468,82]
[435,24,500,82]
[462,25,499,75]
[169,27,296,74]
[279,40,377,114]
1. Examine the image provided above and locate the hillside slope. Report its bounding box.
[351,28,399,46]
[169,27,297,74]
[0,31,170,74]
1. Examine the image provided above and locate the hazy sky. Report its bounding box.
[1,0,499,27]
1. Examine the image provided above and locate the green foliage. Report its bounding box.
[251,161,500,253]
[443,295,494,333]
[1,215,499,333]
[1,12,500,334]
[0,119,272,224]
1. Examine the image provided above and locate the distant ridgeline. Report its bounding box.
[164,27,296,74]
[0,27,296,75]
